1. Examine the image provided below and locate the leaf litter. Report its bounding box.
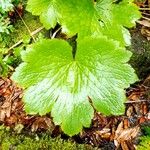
[136,0,150,40]
[0,77,150,149]
[0,77,55,133]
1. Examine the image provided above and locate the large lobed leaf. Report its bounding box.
[26,0,141,45]
[12,38,137,135]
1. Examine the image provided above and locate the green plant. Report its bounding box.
[0,126,96,150]
[0,0,21,13]
[0,44,23,76]
[0,13,14,76]
[0,15,13,36]
[0,0,13,13]
[0,0,23,76]
[0,0,24,43]
[137,127,150,150]
[0,54,9,76]
[11,0,141,136]
[0,0,14,41]
[137,136,150,150]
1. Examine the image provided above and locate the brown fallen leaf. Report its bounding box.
[121,141,129,150]
[139,117,146,124]
[0,110,6,121]
[124,119,130,129]
[126,106,134,117]
[114,120,140,148]
[5,114,18,125]
[141,26,150,40]
[95,128,111,139]
[31,117,54,132]
[137,20,150,27]
[114,125,140,147]
[142,103,148,114]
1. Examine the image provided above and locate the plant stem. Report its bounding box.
[14,7,36,42]
[125,99,149,104]
[51,27,62,39]
[142,12,150,16]
[8,27,44,51]
[142,16,150,21]
[139,8,150,10]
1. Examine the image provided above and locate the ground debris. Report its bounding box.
[136,0,150,40]
[0,77,55,133]
[79,80,150,149]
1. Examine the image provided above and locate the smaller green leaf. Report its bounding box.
[99,22,131,46]
[112,1,141,28]
[95,0,113,21]
[96,0,141,46]
[26,0,58,29]
[40,6,58,29]
[26,0,50,15]
[0,0,14,13]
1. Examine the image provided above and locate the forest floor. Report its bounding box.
[0,76,150,150]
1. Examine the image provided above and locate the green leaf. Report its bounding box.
[40,5,58,29]
[26,0,101,37]
[0,0,14,13]
[26,0,58,29]
[26,0,50,15]
[99,22,131,46]
[96,0,141,46]
[95,0,113,21]
[112,1,141,28]
[27,0,141,45]
[96,0,141,28]
[11,38,137,135]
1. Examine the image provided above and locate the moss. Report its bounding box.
[0,10,46,48]
[7,11,43,46]
[0,10,47,76]
[0,126,97,150]
[137,126,150,150]
[137,136,150,150]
